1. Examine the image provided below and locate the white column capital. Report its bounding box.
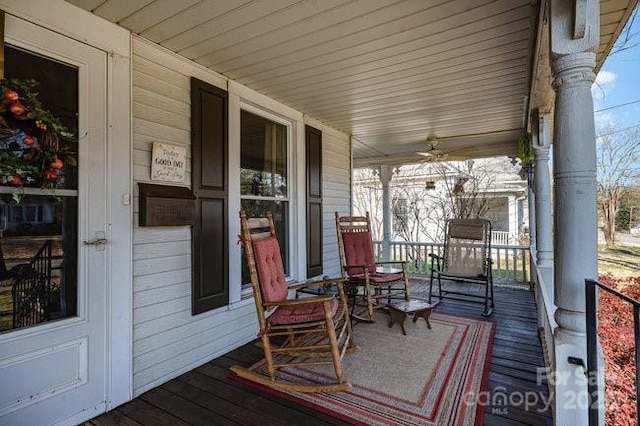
[551,52,596,90]
[375,165,395,184]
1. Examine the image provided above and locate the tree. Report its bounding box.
[435,159,496,220]
[608,5,639,57]
[352,167,383,239]
[597,126,640,245]
[616,184,640,231]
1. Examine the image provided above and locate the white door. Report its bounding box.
[0,15,110,425]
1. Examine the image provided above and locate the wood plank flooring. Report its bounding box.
[87,279,552,426]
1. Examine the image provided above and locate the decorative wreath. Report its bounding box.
[0,78,76,191]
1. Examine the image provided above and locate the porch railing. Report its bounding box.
[11,239,52,328]
[373,241,530,287]
[492,230,513,245]
[585,278,640,426]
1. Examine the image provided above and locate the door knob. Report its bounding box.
[83,231,107,250]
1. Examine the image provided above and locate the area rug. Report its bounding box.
[233,312,495,426]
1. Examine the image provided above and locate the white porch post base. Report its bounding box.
[552,311,588,425]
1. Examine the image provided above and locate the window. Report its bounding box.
[240,110,290,281]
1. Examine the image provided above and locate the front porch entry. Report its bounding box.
[0,12,131,426]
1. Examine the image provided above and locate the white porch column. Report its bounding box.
[534,112,553,269]
[377,165,394,262]
[528,181,536,251]
[550,1,599,424]
[508,195,518,242]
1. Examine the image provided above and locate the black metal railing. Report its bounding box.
[11,240,52,328]
[585,278,640,426]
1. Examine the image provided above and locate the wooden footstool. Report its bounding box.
[387,299,434,335]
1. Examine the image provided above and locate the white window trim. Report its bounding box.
[235,101,299,300]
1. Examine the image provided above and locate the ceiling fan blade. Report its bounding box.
[416,149,443,156]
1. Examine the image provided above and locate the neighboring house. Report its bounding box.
[353,157,528,244]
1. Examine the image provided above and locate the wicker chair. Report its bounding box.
[230,211,355,392]
[335,212,410,323]
[428,218,494,316]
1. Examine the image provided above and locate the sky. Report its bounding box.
[592,10,640,132]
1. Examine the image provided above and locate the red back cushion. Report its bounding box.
[252,236,288,304]
[341,231,376,276]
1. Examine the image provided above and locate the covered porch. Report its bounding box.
[87,279,551,426]
[0,0,636,425]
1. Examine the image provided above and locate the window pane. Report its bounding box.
[1,46,79,190]
[240,110,287,198]
[240,200,289,285]
[0,195,78,333]
[0,46,79,333]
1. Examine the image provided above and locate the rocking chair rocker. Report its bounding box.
[230,211,355,393]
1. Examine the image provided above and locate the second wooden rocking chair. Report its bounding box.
[335,212,411,322]
[230,211,355,393]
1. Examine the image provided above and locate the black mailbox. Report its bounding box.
[138,183,195,227]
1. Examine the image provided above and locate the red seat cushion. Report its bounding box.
[268,298,338,325]
[252,236,288,304]
[341,231,376,276]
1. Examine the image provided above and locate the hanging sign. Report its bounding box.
[151,142,186,183]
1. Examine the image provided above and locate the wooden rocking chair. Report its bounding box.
[428,218,495,316]
[335,212,410,322]
[230,211,355,393]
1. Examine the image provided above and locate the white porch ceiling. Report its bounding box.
[68,0,637,167]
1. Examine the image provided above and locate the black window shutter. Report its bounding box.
[306,125,323,278]
[191,77,229,314]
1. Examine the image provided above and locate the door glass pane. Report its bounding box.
[0,46,79,333]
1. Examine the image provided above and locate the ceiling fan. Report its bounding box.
[416,136,447,160]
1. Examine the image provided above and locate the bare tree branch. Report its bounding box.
[597,126,640,245]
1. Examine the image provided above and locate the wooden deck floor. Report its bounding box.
[87,280,552,426]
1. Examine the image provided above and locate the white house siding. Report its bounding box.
[305,118,352,278]
[131,37,352,395]
[131,37,255,396]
